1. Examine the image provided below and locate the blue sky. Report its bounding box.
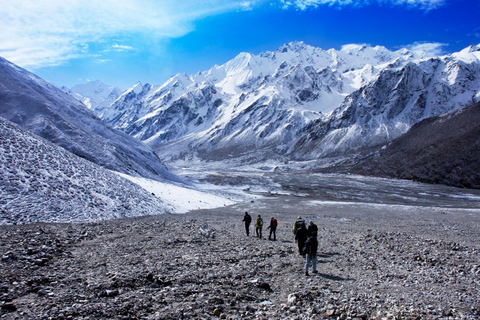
[1,0,479,90]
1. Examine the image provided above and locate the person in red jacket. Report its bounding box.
[268,217,277,241]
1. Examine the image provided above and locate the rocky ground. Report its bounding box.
[1,196,480,319]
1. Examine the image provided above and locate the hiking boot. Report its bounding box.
[312,270,318,274]
[305,272,309,276]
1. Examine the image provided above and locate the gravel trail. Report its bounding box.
[1,196,480,319]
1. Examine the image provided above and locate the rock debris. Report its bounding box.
[1,204,479,319]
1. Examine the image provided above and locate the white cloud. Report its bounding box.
[406,41,448,55]
[282,0,446,10]
[0,0,253,68]
[470,27,480,39]
[95,59,113,64]
[112,44,135,52]
[387,0,446,10]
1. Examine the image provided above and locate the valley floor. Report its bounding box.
[1,193,480,319]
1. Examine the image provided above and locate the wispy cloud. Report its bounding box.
[0,0,253,68]
[0,0,449,69]
[406,41,448,55]
[280,0,446,10]
[112,45,135,52]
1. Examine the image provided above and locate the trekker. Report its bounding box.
[243,212,252,236]
[268,217,277,241]
[307,220,318,238]
[293,216,307,255]
[303,235,318,276]
[255,215,263,239]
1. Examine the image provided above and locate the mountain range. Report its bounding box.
[69,42,480,167]
[63,80,123,115]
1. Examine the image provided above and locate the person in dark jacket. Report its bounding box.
[242,212,252,236]
[303,235,318,276]
[307,220,318,238]
[293,217,307,255]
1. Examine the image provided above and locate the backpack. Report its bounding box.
[272,219,277,227]
[295,220,307,239]
[296,220,306,232]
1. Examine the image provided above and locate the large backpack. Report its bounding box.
[272,219,277,227]
[296,219,305,229]
[295,220,306,235]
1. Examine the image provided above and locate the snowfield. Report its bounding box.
[115,173,241,213]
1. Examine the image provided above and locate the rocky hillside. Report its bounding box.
[0,116,169,224]
[347,101,480,188]
[1,201,479,319]
[0,57,178,182]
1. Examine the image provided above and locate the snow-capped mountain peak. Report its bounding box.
[66,80,122,113]
[461,44,480,53]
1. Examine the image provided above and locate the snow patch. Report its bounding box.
[115,173,237,213]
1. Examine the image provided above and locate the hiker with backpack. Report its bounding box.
[267,217,277,241]
[255,215,263,239]
[303,233,318,276]
[307,220,318,238]
[243,212,252,236]
[293,216,308,255]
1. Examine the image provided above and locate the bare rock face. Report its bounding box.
[1,201,479,319]
[349,101,480,189]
